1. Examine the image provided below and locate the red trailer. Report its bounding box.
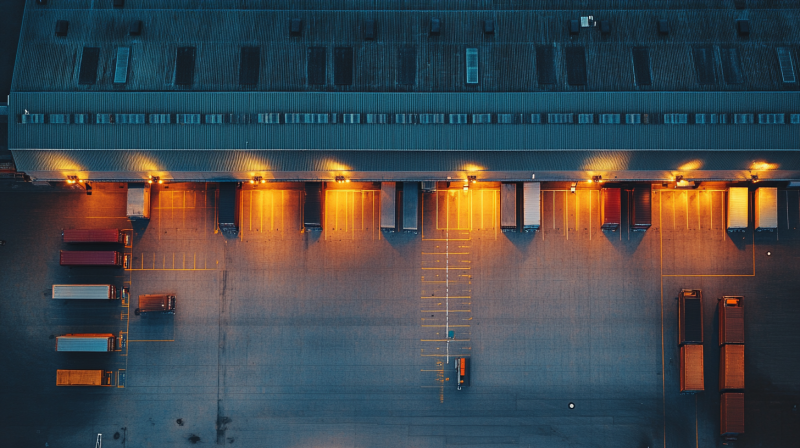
[680,344,704,393]
[720,344,745,391]
[719,296,744,345]
[601,188,621,231]
[60,251,124,267]
[62,229,127,245]
[720,392,744,436]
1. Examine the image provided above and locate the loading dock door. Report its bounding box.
[522,182,541,230]
[500,183,517,229]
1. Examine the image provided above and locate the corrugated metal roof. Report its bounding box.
[12,150,800,176]
[12,6,800,92]
[9,92,799,151]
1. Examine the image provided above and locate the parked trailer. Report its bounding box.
[380,182,397,231]
[719,296,744,345]
[500,183,517,230]
[720,392,745,436]
[60,250,123,267]
[56,369,113,386]
[56,334,115,352]
[403,182,419,231]
[680,344,704,393]
[456,357,470,389]
[754,187,778,231]
[679,289,703,345]
[631,187,652,230]
[136,294,176,315]
[720,344,745,391]
[63,229,127,245]
[217,183,241,234]
[52,284,116,300]
[126,182,151,220]
[303,182,323,230]
[601,188,621,231]
[522,182,541,231]
[727,187,748,231]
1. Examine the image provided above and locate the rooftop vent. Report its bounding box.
[78,47,100,85]
[430,18,441,35]
[465,48,479,84]
[364,20,376,40]
[565,46,587,86]
[580,16,594,28]
[239,46,260,86]
[398,46,416,86]
[632,47,652,86]
[736,20,750,35]
[776,47,796,83]
[484,19,495,34]
[307,47,326,85]
[657,19,670,35]
[334,47,353,86]
[130,20,142,36]
[568,19,580,35]
[719,46,744,85]
[55,20,69,37]
[290,19,303,36]
[692,46,717,85]
[113,0,124,8]
[600,21,611,34]
[536,46,556,85]
[734,0,746,9]
[36,0,46,5]
[174,47,196,86]
[113,46,130,84]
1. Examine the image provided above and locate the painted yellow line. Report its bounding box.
[128,339,175,342]
[127,268,216,271]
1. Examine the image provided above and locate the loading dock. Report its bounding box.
[380,182,396,231]
[522,182,541,231]
[402,182,419,231]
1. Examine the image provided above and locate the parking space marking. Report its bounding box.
[128,252,216,271]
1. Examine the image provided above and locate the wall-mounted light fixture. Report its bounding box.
[335,176,350,184]
[570,182,577,194]
[66,175,79,184]
[467,175,477,184]
[250,176,264,185]
[148,176,162,184]
[592,175,602,183]
[751,174,759,183]
[675,175,683,183]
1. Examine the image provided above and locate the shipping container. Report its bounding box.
[601,188,621,231]
[456,357,470,389]
[719,296,744,345]
[52,284,116,300]
[56,370,112,386]
[680,344,704,393]
[303,182,323,230]
[500,183,517,230]
[403,182,419,231]
[217,183,241,234]
[136,294,176,315]
[754,187,778,231]
[522,182,541,231]
[60,250,123,267]
[380,182,397,231]
[56,334,115,352]
[63,229,127,245]
[720,344,745,391]
[727,187,749,231]
[720,392,745,436]
[679,289,703,345]
[631,187,652,230]
[126,182,151,220]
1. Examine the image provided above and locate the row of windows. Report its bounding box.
[20,112,800,125]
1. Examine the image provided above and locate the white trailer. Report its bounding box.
[56,334,115,352]
[127,182,151,220]
[380,182,396,231]
[523,182,541,231]
[727,187,749,231]
[52,284,116,300]
[754,187,777,231]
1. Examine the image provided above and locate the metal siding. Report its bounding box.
[522,182,540,229]
[380,182,396,229]
[52,285,113,300]
[727,187,749,230]
[56,336,112,352]
[601,188,621,230]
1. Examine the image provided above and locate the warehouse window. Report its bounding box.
[149,114,171,124]
[116,114,145,124]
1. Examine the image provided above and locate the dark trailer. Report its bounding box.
[719,296,744,345]
[60,250,124,267]
[601,188,621,231]
[62,229,126,244]
[631,187,652,230]
[304,182,323,230]
[679,289,704,345]
[217,183,241,234]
